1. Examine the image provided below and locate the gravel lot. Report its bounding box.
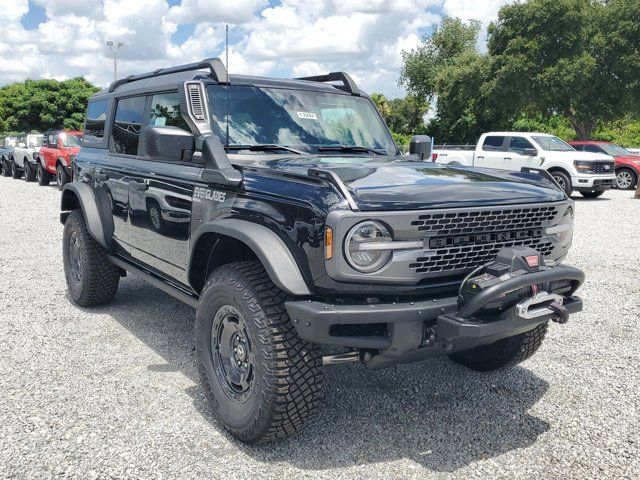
[0,174,638,479]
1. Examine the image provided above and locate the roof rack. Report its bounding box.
[296,72,361,96]
[108,58,228,93]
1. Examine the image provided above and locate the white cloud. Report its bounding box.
[0,0,510,97]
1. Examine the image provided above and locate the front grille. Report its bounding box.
[591,161,614,174]
[409,206,559,274]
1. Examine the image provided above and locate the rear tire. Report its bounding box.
[37,163,51,186]
[11,161,22,179]
[550,171,572,197]
[449,323,548,372]
[195,261,323,443]
[56,164,70,190]
[24,161,36,182]
[63,210,120,307]
[580,190,604,199]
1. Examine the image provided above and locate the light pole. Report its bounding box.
[106,41,124,81]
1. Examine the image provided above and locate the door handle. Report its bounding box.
[129,180,149,191]
[504,157,512,160]
[476,156,484,159]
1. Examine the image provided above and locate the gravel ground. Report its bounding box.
[0,175,638,479]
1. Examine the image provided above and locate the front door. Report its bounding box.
[505,136,541,170]
[125,91,197,285]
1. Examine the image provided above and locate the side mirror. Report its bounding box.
[523,148,538,156]
[142,126,195,162]
[409,135,433,161]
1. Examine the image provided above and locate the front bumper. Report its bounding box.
[572,175,615,191]
[286,264,584,369]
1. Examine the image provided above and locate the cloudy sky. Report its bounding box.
[0,0,511,98]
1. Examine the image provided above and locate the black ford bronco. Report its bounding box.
[60,58,584,443]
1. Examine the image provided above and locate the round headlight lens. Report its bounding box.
[344,221,392,273]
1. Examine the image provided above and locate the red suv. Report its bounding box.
[36,130,82,189]
[569,140,640,190]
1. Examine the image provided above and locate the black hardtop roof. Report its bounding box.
[92,58,364,99]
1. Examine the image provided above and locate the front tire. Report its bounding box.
[449,323,548,372]
[2,160,12,177]
[63,210,120,307]
[195,261,323,443]
[148,201,165,232]
[580,190,605,199]
[550,171,572,197]
[615,168,637,190]
[37,163,51,186]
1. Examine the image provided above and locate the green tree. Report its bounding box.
[0,77,98,135]
[488,0,640,139]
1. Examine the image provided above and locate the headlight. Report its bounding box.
[546,205,574,250]
[344,221,392,273]
[574,160,593,172]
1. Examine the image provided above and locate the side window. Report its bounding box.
[583,145,602,153]
[508,136,534,154]
[482,136,506,151]
[148,92,189,131]
[84,99,109,139]
[50,134,58,147]
[573,145,584,151]
[110,96,146,155]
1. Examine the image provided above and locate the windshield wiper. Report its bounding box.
[317,145,388,155]
[226,144,306,155]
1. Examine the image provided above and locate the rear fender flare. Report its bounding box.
[60,182,114,249]
[189,219,312,296]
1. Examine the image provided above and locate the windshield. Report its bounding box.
[207,85,397,155]
[598,143,631,156]
[531,135,574,152]
[61,133,82,147]
[27,135,43,147]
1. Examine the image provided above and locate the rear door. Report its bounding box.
[475,135,507,169]
[123,91,197,285]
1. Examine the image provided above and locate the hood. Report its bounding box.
[248,156,565,211]
[550,151,612,162]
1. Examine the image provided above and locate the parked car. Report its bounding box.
[569,140,640,190]
[433,132,616,198]
[627,148,640,155]
[60,58,584,443]
[36,130,82,189]
[11,133,44,181]
[0,136,17,176]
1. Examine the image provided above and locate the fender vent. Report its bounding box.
[187,83,205,120]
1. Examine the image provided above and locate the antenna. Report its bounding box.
[225,24,230,150]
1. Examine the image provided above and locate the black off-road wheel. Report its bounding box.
[11,161,22,179]
[550,171,572,197]
[63,210,121,307]
[195,261,323,443]
[448,323,548,372]
[580,190,605,199]
[24,161,36,182]
[37,163,51,186]
[2,160,11,177]
[56,164,70,190]
[148,200,165,233]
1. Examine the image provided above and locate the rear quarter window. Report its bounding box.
[84,99,109,145]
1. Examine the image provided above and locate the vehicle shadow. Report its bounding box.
[98,277,551,473]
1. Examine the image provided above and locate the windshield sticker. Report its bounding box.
[296,111,317,120]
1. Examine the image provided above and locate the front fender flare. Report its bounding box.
[190,219,312,296]
[60,182,114,249]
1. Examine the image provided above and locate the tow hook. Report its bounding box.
[549,301,569,324]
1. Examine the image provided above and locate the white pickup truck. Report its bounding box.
[433,132,616,198]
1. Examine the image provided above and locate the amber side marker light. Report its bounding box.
[325,226,333,260]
